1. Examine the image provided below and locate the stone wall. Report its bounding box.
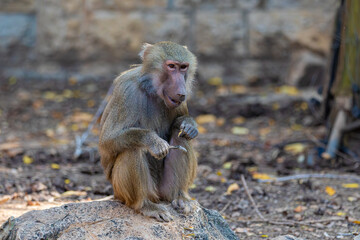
[0,0,339,85]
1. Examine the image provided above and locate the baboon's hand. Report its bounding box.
[179,122,198,140]
[147,135,170,159]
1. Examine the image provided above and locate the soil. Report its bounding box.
[1,78,360,239]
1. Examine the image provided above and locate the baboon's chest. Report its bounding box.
[139,100,174,140]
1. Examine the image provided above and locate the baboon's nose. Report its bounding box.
[177,94,186,102]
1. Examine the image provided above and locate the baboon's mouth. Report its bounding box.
[164,94,180,108]
[169,96,180,105]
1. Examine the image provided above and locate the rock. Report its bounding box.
[198,59,289,85]
[271,235,304,240]
[0,0,35,13]
[89,0,167,11]
[175,0,238,10]
[266,0,339,10]
[0,200,239,240]
[249,9,336,58]
[286,50,326,87]
[143,12,191,46]
[195,11,246,57]
[197,63,226,82]
[0,13,36,51]
[36,2,145,61]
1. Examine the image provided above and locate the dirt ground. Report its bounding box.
[1,78,360,239]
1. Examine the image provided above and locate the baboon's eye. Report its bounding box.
[168,64,175,69]
[180,65,188,70]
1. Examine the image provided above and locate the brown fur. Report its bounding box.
[99,42,198,220]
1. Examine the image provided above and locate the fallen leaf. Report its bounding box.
[336,211,346,216]
[300,102,308,111]
[87,99,96,107]
[294,205,307,213]
[27,200,40,206]
[189,184,196,189]
[220,177,227,183]
[272,103,280,110]
[32,182,47,192]
[348,196,357,202]
[205,186,216,193]
[232,116,246,124]
[230,85,247,94]
[260,235,269,238]
[277,85,299,96]
[247,166,258,173]
[71,124,79,131]
[351,219,360,225]
[226,183,240,195]
[68,77,77,85]
[0,142,20,151]
[60,191,87,197]
[212,139,231,146]
[259,127,271,137]
[198,125,207,134]
[321,152,332,160]
[252,172,274,180]
[9,76,17,85]
[216,86,229,95]
[342,183,359,189]
[23,155,33,164]
[0,196,11,205]
[51,163,60,170]
[62,89,73,98]
[207,77,222,86]
[235,227,248,233]
[284,143,306,154]
[45,129,55,138]
[216,171,222,176]
[43,91,57,100]
[231,127,249,135]
[195,114,217,124]
[71,112,93,122]
[223,162,232,169]
[216,117,226,127]
[325,186,336,196]
[91,128,100,135]
[291,124,303,131]
[72,90,81,98]
[51,111,64,119]
[32,100,44,110]
[64,179,71,184]
[268,119,275,126]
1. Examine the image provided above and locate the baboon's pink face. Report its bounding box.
[154,60,189,109]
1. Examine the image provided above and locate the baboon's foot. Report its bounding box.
[140,201,173,222]
[171,198,195,214]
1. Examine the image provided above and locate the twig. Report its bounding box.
[301,217,344,224]
[219,201,232,214]
[257,173,360,183]
[73,84,114,159]
[240,175,266,221]
[94,195,114,201]
[239,175,347,228]
[234,217,344,227]
[305,131,357,162]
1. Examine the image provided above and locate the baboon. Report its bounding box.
[99,41,198,221]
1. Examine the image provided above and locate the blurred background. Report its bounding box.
[2,0,360,239]
[0,0,336,84]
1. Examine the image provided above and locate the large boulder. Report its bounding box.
[0,200,238,240]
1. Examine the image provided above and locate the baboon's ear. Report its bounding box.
[139,43,153,60]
